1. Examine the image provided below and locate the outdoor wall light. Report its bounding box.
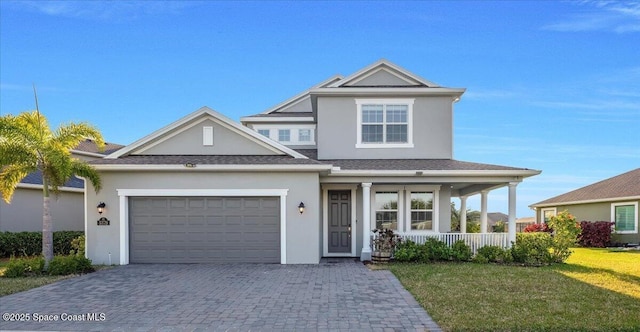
[97,202,106,214]
[298,202,305,214]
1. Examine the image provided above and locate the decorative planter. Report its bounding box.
[372,251,391,264]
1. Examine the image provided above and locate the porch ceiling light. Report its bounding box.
[97,202,106,214]
[298,202,305,214]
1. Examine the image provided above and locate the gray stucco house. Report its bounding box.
[530,168,640,244]
[86,59,540,265]
[0,140,123,232]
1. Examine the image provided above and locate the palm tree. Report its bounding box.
[450,202,481,232]
[0,92,104,267]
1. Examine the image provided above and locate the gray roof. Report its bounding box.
[90,155,327,165]
[21,170,84,189]
[74,139,124,155]
[532,168,640,206]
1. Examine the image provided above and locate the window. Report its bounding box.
[356,99,414,148]
[612,202,638,233]
[278,129,290,142]
[410,192,433,231]
[257,129,270,137]
[299,129,311,142]
[202,126,214,146]
[541,208,556,223]
[375,192,398,230]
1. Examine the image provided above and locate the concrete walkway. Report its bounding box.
[0,259,441,331]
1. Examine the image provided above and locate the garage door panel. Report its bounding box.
[129,196,280,263]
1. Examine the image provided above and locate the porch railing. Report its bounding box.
[375,232,509,255]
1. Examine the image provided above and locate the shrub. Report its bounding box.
[3,256,45,278]
[0,231,83,258]
[467,221,481,233]
[547,211,581,263]
[493,221,506,233]
[394,240,421,262]
[423,237,452,261]
[70,235,86,256]
[578,221,614,248]
[524,223,552,233]
[47,255,94,276]
[476,245,511,263]
[511,232,553,266]
[451,240,472,261]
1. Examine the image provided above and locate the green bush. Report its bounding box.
[3,256,45,278]
[423,237,452,261]
[0,231,83,257]
[394,240,421,262]
[47,255,94,276]
[70,235,86,256]
[547,211,581,263]
[476,245,512,263]
[511,233,553,265]
[451,240,472,261]
[467,221,481,233]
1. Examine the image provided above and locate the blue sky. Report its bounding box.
[1,1,639,217]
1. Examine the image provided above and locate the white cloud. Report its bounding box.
[10,1,194,21]
[542,1,640,33]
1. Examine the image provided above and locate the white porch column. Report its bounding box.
[460,196,468,233]
[361,183,372,261]
[480,190,488,233]
[508,182,518,246]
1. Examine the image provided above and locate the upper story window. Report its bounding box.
[278,129,291,142]
[253,125,316,145]
[356,99,414,148]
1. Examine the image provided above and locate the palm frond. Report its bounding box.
[55,123,105,152]
[0,140,37,167]
[0,164,34,203]
[71,159,101,192]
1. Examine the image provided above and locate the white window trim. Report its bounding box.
[404,186,440,234]
[611,201,638,234]
[116,189,289,265]
[540,207,557,224]
[370,185,404,232]
[322,184,358,257]
[355,98,414,149]
[253,124,316,145]
[278,129,291,143]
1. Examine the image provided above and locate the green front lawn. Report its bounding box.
[389,248,640,331]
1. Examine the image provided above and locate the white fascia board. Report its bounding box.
[71,150,106,158]
[106,106,308,159]
[327,59,440,88]
[16,183,84,193]
[530,195,640,209]
[93,164,333,172]
[310,87,466,97]
[240,116,315,123]
[328,169,541,177]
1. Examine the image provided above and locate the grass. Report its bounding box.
[0,257,113,297]
[388,248,640,332]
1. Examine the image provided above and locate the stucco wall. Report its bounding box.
[136,119,276,155]
[0,188,84,232]
[316,96,453,159]
[85,171,320,265]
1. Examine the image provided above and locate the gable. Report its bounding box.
[344,67,422,87]
[328,59,440,88]
[132,117,278,156]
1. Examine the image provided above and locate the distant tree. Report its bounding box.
[0,89,104,268]
[450,202,481,232]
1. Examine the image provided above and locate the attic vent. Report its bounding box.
[203,126,213,146]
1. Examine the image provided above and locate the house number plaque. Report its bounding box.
[97,217,110,226]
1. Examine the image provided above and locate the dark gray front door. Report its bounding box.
[129,196,280,263]
[328,190,351,253]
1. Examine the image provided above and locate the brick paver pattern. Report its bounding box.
[0,259,441,331]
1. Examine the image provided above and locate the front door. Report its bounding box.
[328,190,351,253]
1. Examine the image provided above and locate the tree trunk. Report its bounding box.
[42,176,53,269]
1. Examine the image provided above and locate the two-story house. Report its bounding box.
[86,60,540,265]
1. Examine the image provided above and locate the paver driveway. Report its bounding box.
[0,259,441,331]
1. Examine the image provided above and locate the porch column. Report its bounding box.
[459,196,468,233]
[508,182,518,246]
[361,183,372,261]
[480,190,488,233]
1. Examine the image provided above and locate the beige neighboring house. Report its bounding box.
[530,168,640,244]
[0,140,123,232]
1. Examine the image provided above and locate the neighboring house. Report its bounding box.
[530,168,640,244]
[0,140,123,232]
[515,216,535,232]
[86,59,540,265]
[487,212,508,231]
